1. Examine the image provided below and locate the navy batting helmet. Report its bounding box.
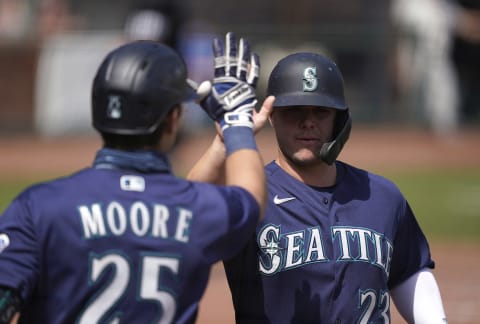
[92,40,197,135]
[267,52,352,165]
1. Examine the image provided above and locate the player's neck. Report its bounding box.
[276,157,337,187]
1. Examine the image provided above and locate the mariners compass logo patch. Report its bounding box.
[303,66,318,92]
[0,233,10,253]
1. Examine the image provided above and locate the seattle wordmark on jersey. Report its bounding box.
[258,224,393,277]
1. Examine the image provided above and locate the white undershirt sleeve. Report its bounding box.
[391,268,448,323]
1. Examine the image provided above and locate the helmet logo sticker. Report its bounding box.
[303,66,318,92]
[107,95,122,119]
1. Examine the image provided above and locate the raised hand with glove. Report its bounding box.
[196,32,260,156]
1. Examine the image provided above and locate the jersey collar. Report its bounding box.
[93,148,171,173]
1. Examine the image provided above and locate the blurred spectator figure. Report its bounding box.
[123,0,186,50]
[451,0,480,126]
[123,1,212,135]
[0,0,32,40]
[176,21,217,133]
[37,0,77,39]
[391,0,460,134]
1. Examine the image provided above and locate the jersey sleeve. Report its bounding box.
[199,184,260,264]
[0,191,39,302]
[388,200,435,289]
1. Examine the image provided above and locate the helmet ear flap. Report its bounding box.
[320,110,351,165]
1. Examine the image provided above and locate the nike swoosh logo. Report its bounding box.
[273,195,296,205]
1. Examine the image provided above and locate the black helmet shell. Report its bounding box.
[267,52,347,110]
[92,41,196,135]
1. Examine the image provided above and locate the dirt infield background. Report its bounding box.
[1,125,479,323]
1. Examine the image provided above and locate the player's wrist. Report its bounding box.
[0,286,21,323]
[223,126,257,156]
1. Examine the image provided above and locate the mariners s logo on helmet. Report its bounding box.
[107,95,122,119]
[303,66,318,92]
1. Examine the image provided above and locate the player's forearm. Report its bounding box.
[9,313,19,324]
[391,268,447,323]
[226,148,266,218]
[187,94,275,185]
[187,134,226,184]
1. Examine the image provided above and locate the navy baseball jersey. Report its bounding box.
[0,148,259,324]
[224,160,434,323]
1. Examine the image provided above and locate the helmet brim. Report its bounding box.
[273,92,348,110]
[184,79,201,102]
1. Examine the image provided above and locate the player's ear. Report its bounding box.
[157,105,182,151]
[164,105,182,135]
[268,110,275,127]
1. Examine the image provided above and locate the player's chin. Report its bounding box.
[290,149,320,165]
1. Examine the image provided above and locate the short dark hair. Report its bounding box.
[100,123,164,150]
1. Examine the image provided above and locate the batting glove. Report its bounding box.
[199,32,260,131]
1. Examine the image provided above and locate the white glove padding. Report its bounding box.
[198,32,260,131]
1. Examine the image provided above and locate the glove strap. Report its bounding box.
[219,103,255,131]
[212,81,256,111]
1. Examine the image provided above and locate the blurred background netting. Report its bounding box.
[1,0,479,137]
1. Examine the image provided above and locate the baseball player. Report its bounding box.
[188,52,448,323]
[0,34,266,323]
